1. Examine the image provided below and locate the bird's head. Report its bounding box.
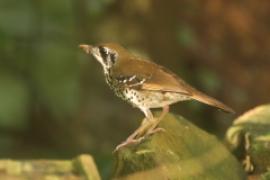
[79,43,128,74]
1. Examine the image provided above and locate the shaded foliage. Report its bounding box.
[0,0,269,178]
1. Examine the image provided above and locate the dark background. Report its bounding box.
[0,0,269,178]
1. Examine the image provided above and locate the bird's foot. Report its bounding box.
[113,127,165,152]
[113,137,144,153]
[146,127,166,137]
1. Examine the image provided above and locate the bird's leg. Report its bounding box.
[133,108,156,138]
[126,118,148,141]
[114,119,150,152]
[126,108,155,140]
[158,105,170,122]
[114,108,154,152]
[114,106,170,152]
[145,105,169,136]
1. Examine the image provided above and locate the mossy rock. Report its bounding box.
[0,154,101,180]
[226,104,270,175]
[112,113,245,180]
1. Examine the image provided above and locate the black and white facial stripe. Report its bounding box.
[98,46,117,66]
[99,46,108,60]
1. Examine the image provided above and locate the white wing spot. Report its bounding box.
[139,79,146,84]
[129,75,136,81]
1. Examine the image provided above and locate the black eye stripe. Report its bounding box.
[98,46,117,65]
[98,46,108,61]
[110,53,116,63]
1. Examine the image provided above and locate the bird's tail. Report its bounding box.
[192,91,235,113]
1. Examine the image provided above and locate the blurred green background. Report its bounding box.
[0,0,269,178]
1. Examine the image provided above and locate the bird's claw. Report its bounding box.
[113,137,145,153]
[146,127,166,136]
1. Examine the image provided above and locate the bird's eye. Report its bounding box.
[98,46,117,66]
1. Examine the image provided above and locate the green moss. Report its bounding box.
[0,155,100,180]
[226,104,270,174]
[113,113,245,180]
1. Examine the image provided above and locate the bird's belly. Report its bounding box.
[122,89,191,108]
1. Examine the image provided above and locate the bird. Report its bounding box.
[79,43,234,151]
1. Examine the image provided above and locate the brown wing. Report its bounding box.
[112,56,234,113]
[113,57,192,95]
[141,65,192,95]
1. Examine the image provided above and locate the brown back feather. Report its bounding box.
[111,46,234,113]
[191,89,235,113]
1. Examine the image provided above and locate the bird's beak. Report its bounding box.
[79,44,93,54]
